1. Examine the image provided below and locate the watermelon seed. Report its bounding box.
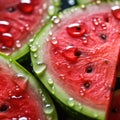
[100,34,107,40]
[6,7,16,12]
[83,81,91,89]
[68,98,75,107]
[0,104,9,112]
[111,107,119,113]
[86,66,93,73]
[44,104,54,114]
[74,50,81,57]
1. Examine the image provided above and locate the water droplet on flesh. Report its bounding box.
[111,6,120,20]
[0,20,11,33]
[66,23,86,37]
[18,1,34,14]
[19,117,27,120]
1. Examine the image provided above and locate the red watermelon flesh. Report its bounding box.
[42,3,120,115]
[108,90,120,120]
[0,61,45,119]
[0,0,50,55]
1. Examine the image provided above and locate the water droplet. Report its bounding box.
[51,38,58,45]
[44,104,54,114]
[68,98,75,107]
[33,53,38,58]
[19,117,27,120]
[49,31,53,36]
[48,79,54,86]
[52,16,60,24]
[79,89,85,96]
[66,23,86,37]
[35,63,46,75]
[16,40,21,48]
[101,23,107,30]
[82,39,88,45]
[11,95,22,99]
[41,93,46,101]
[111,6,120,20]
[78,103,83,110]
[0,33,14,48]
[68,0,75,5]
[48,6,55,16]
[59,74,65,80]
[62,47,80,62]
[93,113,98,118]
[0,20,11,33]
[96,0,101,4]
[30,45,38,52]
[51,86,55,94]
[38,88,43,95]
[18,1,34,14]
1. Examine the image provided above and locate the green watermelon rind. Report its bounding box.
[30,21,105,120]
[11,0,61,60]
[0,52,58,120]
[76,0,116,5]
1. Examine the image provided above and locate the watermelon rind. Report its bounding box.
[30,21,105,120]
[11,0,61,60]
[0,52,58,120]
[76,0,118,5]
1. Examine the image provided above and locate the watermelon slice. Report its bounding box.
[108,90,120,120]
[0,0,60,60]
[30,1,120,120]
[0,52,58,119]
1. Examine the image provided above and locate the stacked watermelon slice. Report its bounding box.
[30,0,120,120]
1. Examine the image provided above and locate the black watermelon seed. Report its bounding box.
[0,104,9,112]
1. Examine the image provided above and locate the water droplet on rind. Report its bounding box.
[47,79,54,86]
[48,6,55,16]
[78,103,83,110]
[52,16,60,24]
[68,98,75,107]
[30,45,38,52]
[44,104,54,114]
[35,63,46,75]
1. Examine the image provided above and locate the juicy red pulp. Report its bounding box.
[0,63,45,119]
[0,0,48,55]
[44,6,120,110]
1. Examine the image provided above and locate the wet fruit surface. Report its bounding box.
[43,3,120,112]
[0,0,50,55]
[0,60,45,119]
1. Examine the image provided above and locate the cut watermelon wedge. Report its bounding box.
[30,2,120,120]
[0,52,58,120]
[0,0,60,60]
